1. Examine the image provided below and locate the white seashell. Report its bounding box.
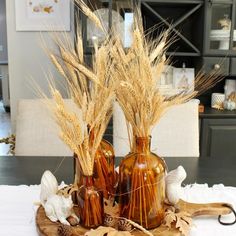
[165,166,187,205]
[40,170,58,205]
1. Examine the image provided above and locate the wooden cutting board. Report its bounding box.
[36,200,232,236]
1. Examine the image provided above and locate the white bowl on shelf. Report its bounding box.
[210,29,236,41]
[210,30,236,50]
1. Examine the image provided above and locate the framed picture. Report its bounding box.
[15,0,71,31]
[173,67,195,93]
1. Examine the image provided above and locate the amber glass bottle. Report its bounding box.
[77,175,104,228]
[119,136,166,229]
[93,139,117,199]
[74,139,116,199]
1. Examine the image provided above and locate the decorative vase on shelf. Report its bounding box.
[119,136,167,229]
[77,175,104,228]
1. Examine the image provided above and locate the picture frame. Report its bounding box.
[173,67,195,93]
[15,0,71,31]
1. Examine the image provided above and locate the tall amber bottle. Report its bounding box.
[93,139,117,199]
[119,136,166,229]
[74,139,117,199]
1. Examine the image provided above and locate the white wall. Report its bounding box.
[0,0,8,62]
[6,1,74,131]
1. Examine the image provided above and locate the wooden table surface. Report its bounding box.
[0,156,235,186]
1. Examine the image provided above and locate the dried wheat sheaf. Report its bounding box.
[46,0,223,173]
[110,10,223,145]
[45,6,115,176]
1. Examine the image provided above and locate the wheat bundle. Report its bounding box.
[108,6,223,229]
[43,2,121,207]
[47,23,115,225]
[45,0,223,229]
[110,13,223,140]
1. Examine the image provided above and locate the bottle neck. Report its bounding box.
[134,136,151,153]
[82,175,94,187]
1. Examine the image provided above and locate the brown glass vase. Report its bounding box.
[75,139,117,199]
[119,136,167,229]
[93,139,117,199]
[77,175,104,228]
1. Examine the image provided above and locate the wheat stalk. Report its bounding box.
[75,0,105,32]
[45,18,115,176]
[110,7,223,140]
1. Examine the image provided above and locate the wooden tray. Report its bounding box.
[36,200,232,236]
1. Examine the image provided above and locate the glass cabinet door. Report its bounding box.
[233,6,236,51]
[112,0,134,48]
[85,0,110,48]
[209,3,232,51]
[83,0,134,50]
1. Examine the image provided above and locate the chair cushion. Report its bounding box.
[113,100,199,157]
[15,99,79,156]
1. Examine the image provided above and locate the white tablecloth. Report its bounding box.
[0,184,235,236]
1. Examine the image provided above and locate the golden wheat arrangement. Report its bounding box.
[48,40,114,227]
[44,2,117,226]
[46,11,118,192]
[48,32,115,176]
[45,0,223,230]
[110,12,222,142]
[107,7,223,230]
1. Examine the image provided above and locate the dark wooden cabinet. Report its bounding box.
[203,0,236,76]
[204,0,236,56]
[230,57,236,75]
[201,57,230,75]
[200,109,236,158]
[140,0,205,70]
[76,1,236,148]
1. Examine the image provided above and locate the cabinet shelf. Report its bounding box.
[200,107,236,119]
[141,0,203,4]
[141,1,203,55]
[166,52,201,56]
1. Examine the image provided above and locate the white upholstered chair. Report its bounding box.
[15,99,199,157]
[113,99,200,157]
[15,99,76,156]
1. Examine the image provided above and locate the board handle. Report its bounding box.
[178,199,232,217]
[218,204,236,226]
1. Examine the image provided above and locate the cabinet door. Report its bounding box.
[230,57,236,76]
[201,118,236,158]
[204,1,235,55]
[202,57,229,75]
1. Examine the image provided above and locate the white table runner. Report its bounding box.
[0,185,40,236]
[181,184,236,236]
[0,184,235,236]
